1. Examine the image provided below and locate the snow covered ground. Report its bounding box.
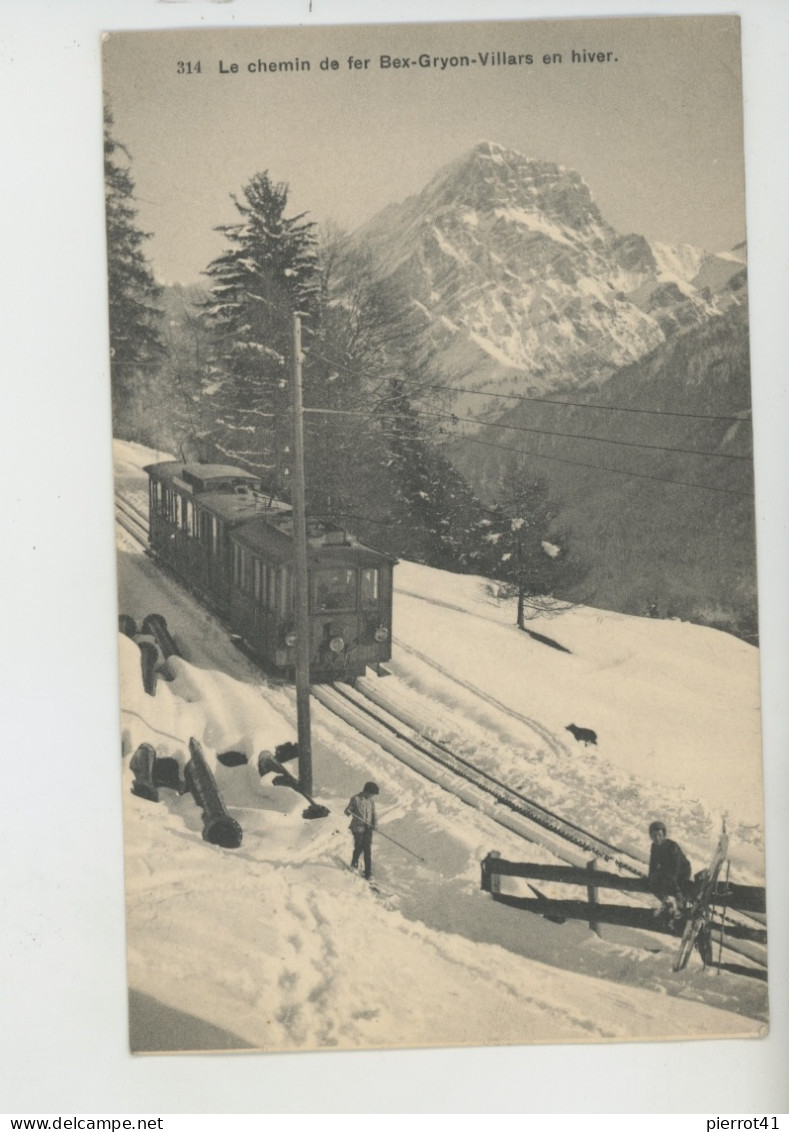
[113,440,767,1054]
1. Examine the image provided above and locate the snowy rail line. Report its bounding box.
[314,680,645,874]
[115,492,149,548]
[116,483,644,870]
[114,479,766,953]
[112,445,768,1037]
[392,635,571,760]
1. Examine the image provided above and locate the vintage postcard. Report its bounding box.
[103,16,767,1054]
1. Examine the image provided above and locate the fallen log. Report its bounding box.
[186,738,243,848]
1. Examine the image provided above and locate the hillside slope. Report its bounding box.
[448,302,756,636]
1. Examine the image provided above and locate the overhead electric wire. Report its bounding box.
[449,432,753,498]
[154,333,752,495]
[301,401,752,463]
[299,404,752,497]
[303,345,749,424]
[383,373,749,423]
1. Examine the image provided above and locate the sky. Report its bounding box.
[102,16,747,285]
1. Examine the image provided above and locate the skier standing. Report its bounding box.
[345,781,379,880]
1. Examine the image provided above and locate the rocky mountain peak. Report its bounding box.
[353,143,746,405]
[419,141,605,234]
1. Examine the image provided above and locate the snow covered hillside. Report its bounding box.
[114,439,767,1054]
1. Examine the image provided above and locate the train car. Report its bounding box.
[228,511,395,683]
[144,460,284,615]
[144,460,395,682]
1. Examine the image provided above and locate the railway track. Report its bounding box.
[115,491,149,548]
[313,680,767,968]
[115,483,766,961]
[110,487,682,876]
[392,635,569,759]
[314,679,646,875]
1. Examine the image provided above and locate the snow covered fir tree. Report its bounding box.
[103,105,165,439]
[200,171,321,490]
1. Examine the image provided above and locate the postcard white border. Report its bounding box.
[3,0,787,1115]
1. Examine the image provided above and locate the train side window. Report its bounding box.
[279,566,293,614]
[361,568,379,609]
[315,568,357,612]
[234,545,251,591]
[243,549,253,594]
[253,558,262,601]
[185,500,194,536]
[263,564,273,610]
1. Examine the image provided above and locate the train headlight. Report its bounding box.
[329,636,345,654]
[284,631,297,648]
[374,626,389,642]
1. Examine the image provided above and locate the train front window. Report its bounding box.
[314,568,356,612]
[361,568,379,609]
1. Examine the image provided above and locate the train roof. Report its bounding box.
[144,461,262,492]
[230,512,397,567]
[145,460,289,524]
[145,458,395,564]
[198,492,293,525]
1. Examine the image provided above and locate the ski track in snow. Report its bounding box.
[114,439,768,1052]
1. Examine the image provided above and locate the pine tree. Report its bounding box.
[382,381,490,567]
[301,238,427,541]
[202,172,320,489]
[302,235,488,566]
[104,105,164,434]
[482,462,587,628]
[157,283,215,459]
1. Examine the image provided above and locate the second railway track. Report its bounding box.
[314,680,647,875]
[312,681,767,967]
[114,483,766,955]
[115,493,149,547]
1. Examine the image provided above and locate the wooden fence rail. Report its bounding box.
[480,852,767,949]
[480,852,766,913]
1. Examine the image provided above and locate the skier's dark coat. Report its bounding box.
[648,837,692,901]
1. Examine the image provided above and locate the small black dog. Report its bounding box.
[566,723,597,746]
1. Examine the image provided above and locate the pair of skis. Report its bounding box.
[336,857,399,905]
[672,823,730,972]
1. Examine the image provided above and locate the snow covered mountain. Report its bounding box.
[354,141,746,407]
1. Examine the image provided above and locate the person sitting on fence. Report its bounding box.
[648,820,692,922]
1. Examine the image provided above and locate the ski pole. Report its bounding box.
[717,858,731,975]
[348,814,427,863]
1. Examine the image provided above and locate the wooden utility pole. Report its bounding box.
[291,312,313,796]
